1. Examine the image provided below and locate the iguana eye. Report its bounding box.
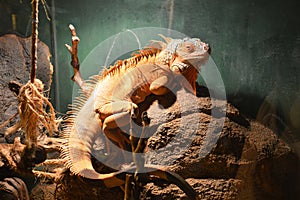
[184,43,195,53]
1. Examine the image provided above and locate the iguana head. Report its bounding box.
[156,35,210,73]
[155,35,210,94]
[171,38,210,74]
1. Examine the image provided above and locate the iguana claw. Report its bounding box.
[130,103,139,119]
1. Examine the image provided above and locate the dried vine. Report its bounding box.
[18,79,57,148]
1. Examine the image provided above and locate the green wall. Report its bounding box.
[1,0,299,140]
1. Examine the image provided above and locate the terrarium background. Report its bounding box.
[0,0,299,158]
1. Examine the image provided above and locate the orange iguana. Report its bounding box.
[62,25,210,199]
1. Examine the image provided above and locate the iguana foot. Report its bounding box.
[104,129,130,151]
[130,103,139,119]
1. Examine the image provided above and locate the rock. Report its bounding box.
[141,88,299,199]
[52,172,124,200]
[30,184,56,200]
[56,87,298,199]
[30,85,298,199]
[0,177,30,200]
[0,34,53,134]
[141,179,242,200]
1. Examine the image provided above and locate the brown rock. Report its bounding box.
[0,177,30,200]
[142,88,299,199]
[27,86,298,199]
[55,87,298,199]
[0,34,53,136]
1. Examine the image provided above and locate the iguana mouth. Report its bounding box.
[183,45,211,61]
[184,53,208,61]
[181,55,209,66]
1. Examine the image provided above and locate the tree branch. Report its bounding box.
[65,24,84,89]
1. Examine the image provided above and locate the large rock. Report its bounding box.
[0,34,53,133]
[141,88,299,199]
[32,86,299,199]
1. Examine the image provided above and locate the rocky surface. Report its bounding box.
[0,34,54,199]
[50,87,299,200]
[0,84,298,199]
[0,34,53,134]
[141,178,242,200]
[140,88,299,199]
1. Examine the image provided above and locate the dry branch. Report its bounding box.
[65,24,85,89]
[32,170,60,181]
[38,136,66,153]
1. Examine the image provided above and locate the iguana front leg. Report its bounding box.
[96,73,174,157]
[96,101,138,152]
[150,75,174,95]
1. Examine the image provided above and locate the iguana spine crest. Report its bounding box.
[62,47,163,174]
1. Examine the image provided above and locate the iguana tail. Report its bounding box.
[74,164,200,199]
[147,166,200,199]
[111,165,200,199]
[62,112,199,198]
[62,127,199,198]
[62,122,199,198]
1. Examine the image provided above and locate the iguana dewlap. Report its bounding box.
[62,35,210,189]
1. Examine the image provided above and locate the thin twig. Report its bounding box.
[41,0,51,21]
[32,170,59,181]
[127,112,150,199]
[36,158,66,166]
[124,174,132,200]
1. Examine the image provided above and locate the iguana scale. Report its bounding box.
[62,30,210,199]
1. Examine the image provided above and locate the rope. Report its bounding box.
[30,0,39,83]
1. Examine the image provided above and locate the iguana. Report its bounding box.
[62,25,210,199]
